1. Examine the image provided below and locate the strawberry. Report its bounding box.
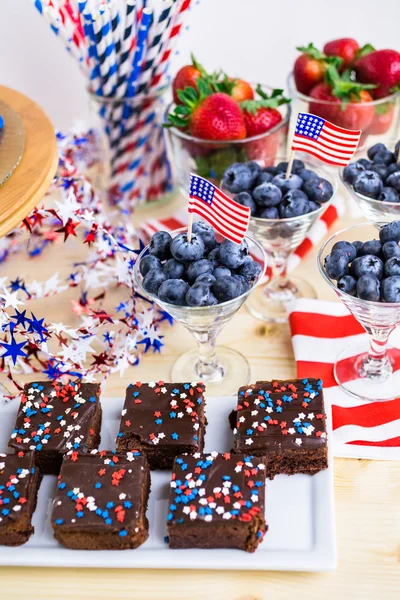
[230,79,254,102]
[241,87,289,137]
[355,49,400,98]
[173,64,201,104]
[366,103,394,135]
[294,43,341,95]
[323,38,359,69]
[309,67,376,131]
[190,93,246,140]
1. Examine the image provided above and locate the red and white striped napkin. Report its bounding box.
[140,194,346,273]
[288,298,400,460]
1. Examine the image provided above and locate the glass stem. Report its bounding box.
[270,250,290,289]
[192,329,224,382]
[360,327,393,380]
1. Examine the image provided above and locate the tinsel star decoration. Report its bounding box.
[0,128,172,401]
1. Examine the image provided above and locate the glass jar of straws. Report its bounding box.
[88,88,174,209]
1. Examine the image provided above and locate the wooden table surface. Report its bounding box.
[0,193,398,600]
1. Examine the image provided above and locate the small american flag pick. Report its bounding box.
[189,174,251,244]
[291,112,361,167]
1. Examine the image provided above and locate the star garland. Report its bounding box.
[0,129,171,401]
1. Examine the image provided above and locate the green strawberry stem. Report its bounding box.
[296,43,343,69]
[325,65,376,102]
[355,43,376,59]
[240,86,290,114]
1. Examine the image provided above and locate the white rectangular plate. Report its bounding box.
[0,395,336,571]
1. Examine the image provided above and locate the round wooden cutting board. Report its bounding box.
[0,86,58,238]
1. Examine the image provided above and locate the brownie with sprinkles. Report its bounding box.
[0,452,42,546]
[231,378,328,479]
[167,452,267,552]
[51,450,150,550]
[8,381,102,475]
[116,381,206,470]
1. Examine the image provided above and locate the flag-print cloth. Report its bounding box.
[288,298,400,460]
[139,193,346,274]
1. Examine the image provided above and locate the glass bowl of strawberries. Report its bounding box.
[164,56,290,194]
[288,39,400,151]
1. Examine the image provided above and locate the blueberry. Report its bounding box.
[222,163,253,193]
[276,159,305,174]
[395,141,400,162]
[196,273,216,285]
[337,275,357,296]
[142,268,167,294]
[308,201,320,213]
[149,231,172,261]
[245,161,262,185]
[186,282,217,306]
[219,238,249,269]
[214,266,231,278]
[332,241,357,262]
[235,191,257,215]
[164,258,185,280]
[386,172,400,192]
[324,250,349,279]
[353,171,383,199]
[271,172,303,193]
[158,279,189,305]
[232,274,251,294]
[353,240,363,254]
[357,240,382,257]
[380,187,399,203]
[384,256,400,277]
[255,172,273,186]
[212,276,243,302]
[373,150,395,165]
[257,207,279,219]
[367,143,387,160]
[370,164,389,181]
[192,221,217,252]
[357,275,381,302]
[252,182,282,207]
[351,254,383,279]
[302,177,334,203]
[186,259,213,283]
[379,221,400,243]
[357,158,372,169]
[343,162,365,184]
[381,276,400,303]
[238,259,262,282]
[298,168,319,183]
[207,247,220,268]
[264,166,280,176]
[387,163,400,175]
[170,232,205,262]
[382,241,400,260]
[279,190,310,218]
[139,254,162,277]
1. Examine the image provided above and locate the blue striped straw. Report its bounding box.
[126,7,153,99]
[77,0,103,95]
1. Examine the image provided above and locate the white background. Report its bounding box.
[0,0,398,129]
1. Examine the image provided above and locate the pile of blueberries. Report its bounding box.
[139,222,262,307]
[221,160,334,219]
[343,140,400,202]
[324,221,400,303]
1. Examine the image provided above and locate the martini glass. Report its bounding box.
[243,162,338,323]
[318,221,400,402]
[340,139,400,224]
[134,228,267,395]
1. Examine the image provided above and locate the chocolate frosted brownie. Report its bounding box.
[8,381,102,475]
[0,452,41,546]
[167,452,267,552]
[116,381,206,469]
[231,378,328,479]
[51,450,150,550]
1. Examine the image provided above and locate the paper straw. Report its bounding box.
[115,0,136,98]
[126,7,153,98]
[109,0,121,56]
